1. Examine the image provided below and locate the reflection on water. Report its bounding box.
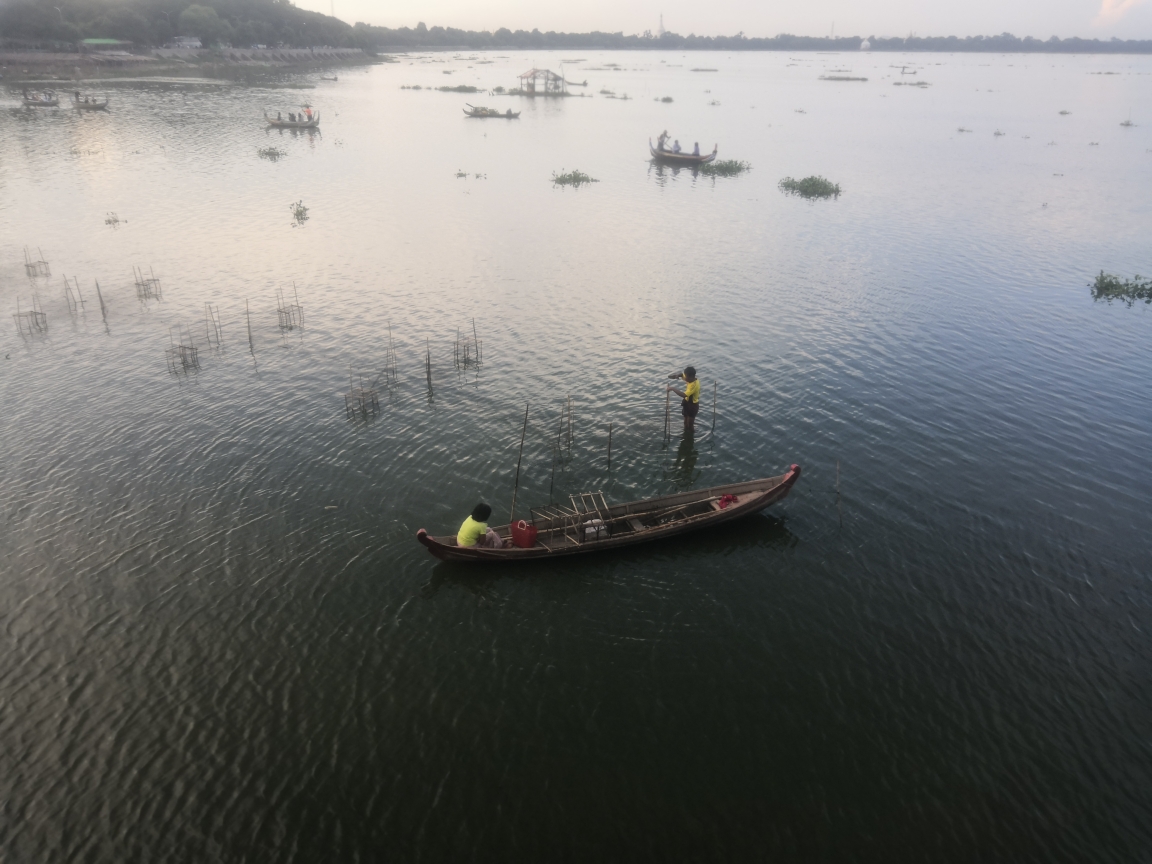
[1,50,1151,862]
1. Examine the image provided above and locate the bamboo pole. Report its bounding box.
[472,317,480,363]
[711,381,717,433]
[509,403,529,522]
[549,409,564,505]
[664,387,670,439]
[837,460,842,528]
[94,280,107,320]
[607,422,613,471]
[567,394,572,449]
[245,299,254,353]
[425,338,433,391]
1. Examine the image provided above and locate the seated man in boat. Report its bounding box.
[667,366,701,433]
[672,139,682,154]
[457,503,506,549]
[277,111,282,121]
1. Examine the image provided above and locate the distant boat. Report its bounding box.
[321,75,338,81]
[264,110,320,128]
[463,104,520,118]
[23,92,59,107]
[417,466,801,562]
[72,95,109,110]
[649,139,718,165]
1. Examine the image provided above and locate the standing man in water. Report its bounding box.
[667,366,700,433]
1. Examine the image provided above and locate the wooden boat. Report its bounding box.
[72,96,109,110]
[23,94,59,108]
[649,139,718,165]
[264,110,320,128]
[417,465,801,562]
[464,104,520,118]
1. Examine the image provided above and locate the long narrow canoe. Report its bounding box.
[73,97,109,110]
[464,105,520,118]
[264,111,320,128]
[24,96,59,107]
[417,465,800,562]
[649,140,718,165]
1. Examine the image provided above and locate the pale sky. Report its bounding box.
[300,0,1152,41]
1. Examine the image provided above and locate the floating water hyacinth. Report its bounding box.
[258,147,286,161]
[290,199,309,226]
[1090,271,1152,306]
[700,160,751,177]
[779,176,841,199]
[552,169,598,188]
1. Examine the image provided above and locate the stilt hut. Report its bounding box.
[517,68,567,96]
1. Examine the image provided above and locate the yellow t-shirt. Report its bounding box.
[457,516,488,547]
[682,378,700,404]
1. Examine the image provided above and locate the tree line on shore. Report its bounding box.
[3,0,1150,54]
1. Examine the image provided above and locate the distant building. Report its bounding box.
[167,36,203,49]
[860,38,871,50]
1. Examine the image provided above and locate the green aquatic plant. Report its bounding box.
[437,84,481,93]
[258,146,287,161]
[552,169,598,188]
[1090,271,1152,306]
[778,176,841,199]
[660,96,673,102]
[700,159,751,177]
[821,75,868,81]
[290,199,309,226]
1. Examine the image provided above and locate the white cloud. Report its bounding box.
[1095,0,1148,22]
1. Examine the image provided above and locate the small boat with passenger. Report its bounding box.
[264,108,320,128]
[23,90,59,107]
[417,465,801,562]
[463,104,520,118]
[72,93,110,110]
[649,138,718,165]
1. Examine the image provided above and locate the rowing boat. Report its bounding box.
[463,104,520,118]
[72,96,109,110]
[417,465,801,562]
[649,139,718,165]
[264,110,320,128]
[23,95,59,107]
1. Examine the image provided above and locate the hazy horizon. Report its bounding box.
[298,0,1152,42]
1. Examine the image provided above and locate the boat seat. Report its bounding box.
[628,518,646,532]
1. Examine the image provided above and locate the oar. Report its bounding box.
[509,403,529,522]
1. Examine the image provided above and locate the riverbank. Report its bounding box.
[1,47,374,83]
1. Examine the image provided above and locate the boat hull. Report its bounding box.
[73,100,109,110]
[417,466,800,563]
[649,142,717,165]
[24,99,59,107]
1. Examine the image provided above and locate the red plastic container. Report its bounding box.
[510,520,538,548]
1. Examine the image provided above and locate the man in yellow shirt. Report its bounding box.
[667,366,701,433]
[457,503,505,548]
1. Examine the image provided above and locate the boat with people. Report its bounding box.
[264,107,320,128]
[72,93,110,110]
[463,104,520,118]
[649,133,718,165]
[23,90,59,107]
[416,465,801,562]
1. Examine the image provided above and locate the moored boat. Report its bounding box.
[264,109,320,128]
[463,104,520,118]
[649,139,718,165]
[417,465,801,562]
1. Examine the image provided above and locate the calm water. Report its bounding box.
[2,51,1151,861]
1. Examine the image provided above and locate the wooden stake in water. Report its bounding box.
[664,387,671,439]
[549,410,564,505]
[711,381,717,434]
[567,394,573,450]
[510,403,529,522]
[607,422,613,471]
[245,299,254,353]
[425,339,433,392]
[94,279,107,320]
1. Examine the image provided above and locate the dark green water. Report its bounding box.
[2,51,1150,861]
